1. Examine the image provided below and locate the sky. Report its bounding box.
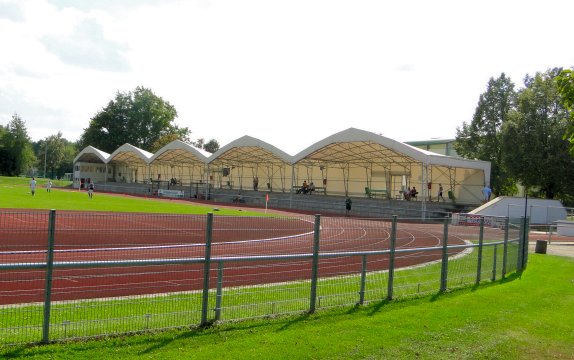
[0,0,573,155]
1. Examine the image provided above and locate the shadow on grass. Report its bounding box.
[276,313,311,332]
[139,328,203,355]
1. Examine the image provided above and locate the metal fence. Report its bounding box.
[0,210,529,345]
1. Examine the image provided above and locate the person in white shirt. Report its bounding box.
[29,177,37,196]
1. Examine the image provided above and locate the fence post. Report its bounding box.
[517,217,525,272]
[476,216,484,285]
[42,209,56,344]
[439,216,449,292]
[359,255,367,305]
[491,245,497,282]
[386,215,397,301]
[201,213,213,326]
[523,217,530,269]
[215,261,224,321]
[309,214,321,314]
[502,217,509,279]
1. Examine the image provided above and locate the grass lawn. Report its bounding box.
[0,254,572,359]
[0,176,267,216]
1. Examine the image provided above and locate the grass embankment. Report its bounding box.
[0,176,266,216]
[1,254,572,359]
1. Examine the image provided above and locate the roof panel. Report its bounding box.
[150,140,209,165]
[107,143,153,166]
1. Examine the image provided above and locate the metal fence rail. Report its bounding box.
[0,210,528,345]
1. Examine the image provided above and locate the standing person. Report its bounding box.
[46,180,52,192]
[410,186,418,200]
[29,177,37,196]
[253,176,259,191]
[345,197,352,216]
[482,184,492,203]
[88,181,95,198]
[438,184,445,202]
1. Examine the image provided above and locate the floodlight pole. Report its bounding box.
[44,142,48,179]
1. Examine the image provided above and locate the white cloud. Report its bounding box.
[0,0,572,153]
[42,18,130,71]
[0,1,24,21]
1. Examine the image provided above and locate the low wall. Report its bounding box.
[556,220,574,236]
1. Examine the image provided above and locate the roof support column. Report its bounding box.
[421,162,428,220]
[289,165,295,208]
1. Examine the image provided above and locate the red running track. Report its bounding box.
[0,211,470,305]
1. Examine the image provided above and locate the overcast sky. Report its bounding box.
[1,0,572,154]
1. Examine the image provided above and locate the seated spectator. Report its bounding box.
[308,182,316,194]
[233,192,244,203]
[403,187,412,200]
[297,181,308,194]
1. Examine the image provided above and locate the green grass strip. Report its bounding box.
[1,254,572,359]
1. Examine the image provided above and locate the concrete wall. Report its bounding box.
[470,196,567,224]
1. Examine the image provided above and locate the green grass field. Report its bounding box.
[0,176,267,216]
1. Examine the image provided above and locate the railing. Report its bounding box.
[0,210,528,345]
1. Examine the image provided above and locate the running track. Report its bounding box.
[0,210,482,305]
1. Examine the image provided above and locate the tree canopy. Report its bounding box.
[79,87,191,153]
[556,68,574,155]
[454,73,516,196]
[0,114,36,176]
[192,138,220,153]
[501,69,574,200]
[35,132,77,179]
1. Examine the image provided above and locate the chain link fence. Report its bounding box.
[0,210,528,345]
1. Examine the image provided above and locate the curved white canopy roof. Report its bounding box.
[107,143,153,166]
[293,127,490,183]
[208,135,294,166]
[150,140,210,165]
[74,128,490,187]
[73,145,110,164]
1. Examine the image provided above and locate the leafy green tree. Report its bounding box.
[0,124,7,174]
[202,139,220,153]
[191,138,220,153]
[454,73,517,196]
[0,113,36,176]
[36,132,76,179]
[556,68,574,155]
[56,141,77,177]
[501,69,574,200]
[79,86,190,153]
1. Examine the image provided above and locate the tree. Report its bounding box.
[191,138,220,153]
[556,68,574,155]
[0,113,36,176]
[56,141,77,177]
[79,87,190,153]
[35,132,76,179]
[202,139,220,153]
[454,73,517,196]
[501,68,574,200]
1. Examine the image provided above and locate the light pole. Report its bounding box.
[43,142,47,179]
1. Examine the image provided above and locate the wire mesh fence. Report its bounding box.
[0,210,528,345]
